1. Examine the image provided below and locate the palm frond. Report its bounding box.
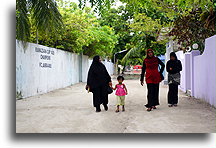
[16,0,63,43]
[31,0,63,35]
[121,47,140,63]
[16,0,31,42]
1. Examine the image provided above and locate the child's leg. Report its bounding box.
[116,105,119,112]
[122,105,125,111]
[121,96,125,111]
[116,96,120,112]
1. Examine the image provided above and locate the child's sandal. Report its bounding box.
[115,109,119,113]
[122,106,125,112]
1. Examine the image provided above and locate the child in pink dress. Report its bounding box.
[113,76,128,112]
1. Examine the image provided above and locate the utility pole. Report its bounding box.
[113,50,127,74]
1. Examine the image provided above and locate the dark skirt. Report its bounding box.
[145,83,160,108]
[168,83,178,104]
[91,85,108,107]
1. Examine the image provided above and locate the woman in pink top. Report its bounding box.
[113,76,128,112]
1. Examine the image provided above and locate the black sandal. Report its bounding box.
[152,106,157,109]
[147,108,152,112]
[104,105,108,111]
[96,108,101,112]
[96,106,101,112]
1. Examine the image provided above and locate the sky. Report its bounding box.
[68,0,124,8]
[64,0,124,17]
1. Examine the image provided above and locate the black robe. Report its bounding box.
[87,56,111,107]
[166,52,182,105]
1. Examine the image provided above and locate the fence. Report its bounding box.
[16,40,114,98]
[174,35,216,107]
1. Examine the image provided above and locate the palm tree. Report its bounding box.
[16,0,63,43]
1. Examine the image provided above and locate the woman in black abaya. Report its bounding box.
[86,56,112,112]
[166,52,182,107]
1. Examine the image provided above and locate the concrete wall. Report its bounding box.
[16,41,114,98]
[175,51,185,92]
[164,40,174,84]
[193,35,216,107]
[81,55,91,83]
[103,59,114,75]
[172,35,216,107]
[189,50,200,96]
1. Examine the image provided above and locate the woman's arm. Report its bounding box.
[104,65,112,82]
[166,61,171,72]
[103,65,112,87]
[140,60,146,84]
[177,60,182,72]
[87,66,93,87]
[158,58,165,74]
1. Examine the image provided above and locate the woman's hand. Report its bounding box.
[170,67,172,71]
[85,85,90,90]
[109,82,112,87]
[140,81,144,86]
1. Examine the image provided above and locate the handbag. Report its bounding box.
[107,86,113,94]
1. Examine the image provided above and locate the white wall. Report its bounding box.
[16,41,114,98]
[103,59,114,75]
[193,35,216,107]
[81,55,90,83]
[175,51,185,92]
[172,35,216,107]
[164,40,174,84]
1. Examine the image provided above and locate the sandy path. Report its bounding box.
[16,80,215,133]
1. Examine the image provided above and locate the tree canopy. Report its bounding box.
[28,1,118,58]
[16,0,216,65]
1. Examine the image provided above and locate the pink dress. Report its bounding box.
[115,84,127,96]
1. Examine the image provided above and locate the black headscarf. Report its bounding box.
[166,52,182,74]
[93,55,100,64]
[91,56,104,72]
[170,52,178,60]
